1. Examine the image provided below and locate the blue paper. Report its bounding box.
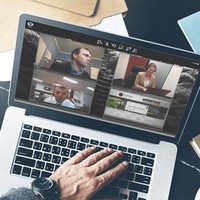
[178,11,200,54]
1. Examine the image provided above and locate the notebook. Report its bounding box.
[178,11,200,54]
[0,13,200,200]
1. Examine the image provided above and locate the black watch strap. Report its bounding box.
[32,177,60,200]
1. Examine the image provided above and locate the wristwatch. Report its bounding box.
[31,177,60,200]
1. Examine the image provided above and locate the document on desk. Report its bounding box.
[0,50,14,82]
[178,11,200,54]
[91,14,129,37]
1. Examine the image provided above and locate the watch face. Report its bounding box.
[34,177,53,190]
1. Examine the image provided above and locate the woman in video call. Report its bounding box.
[133,63,157,92]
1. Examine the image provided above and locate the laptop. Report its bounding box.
[0,13,200,200]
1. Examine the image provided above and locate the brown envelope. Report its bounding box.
[33,0,99,16]
[0,0,128,52]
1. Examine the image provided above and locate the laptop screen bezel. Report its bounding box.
[9,13,200,145]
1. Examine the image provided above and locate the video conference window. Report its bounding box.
[17,28,199,137]
[34,33,104,81]
[29,69,96,113]
[104,52,199,135]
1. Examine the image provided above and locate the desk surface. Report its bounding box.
[1,1,200,199]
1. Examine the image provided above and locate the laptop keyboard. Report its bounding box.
[11,123,156,200]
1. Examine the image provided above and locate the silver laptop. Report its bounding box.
[1,13,200,200]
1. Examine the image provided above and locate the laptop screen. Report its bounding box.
[12,15,200,140]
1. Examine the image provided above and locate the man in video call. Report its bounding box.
[44,85,75,108]
[50,47,91,79]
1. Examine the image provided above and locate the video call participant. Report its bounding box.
[50,47,91,79]
[133,63,157,91]
[0,147,128,200]
[44,85,75,108]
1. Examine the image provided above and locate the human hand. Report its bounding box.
[142,87,147,92]
[50,147,128,200]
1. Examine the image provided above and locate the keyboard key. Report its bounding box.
[70,150,78,157]
[55,165,60,171]
[100,141,108,147]
[141,157,154,167]
[43,128,51,134]
[17,147,33,157]
[71,135,80,141]
[21,130,31,138]
[132,155,140,164]
[109,144,118,150]
[31,169,41,178]
[62,133,70,139]
[33,142,42,150]
[61,148,70,157]
[81,137,89,143]
[134,165,143,173]
[36,161,45,169]
[49,136,58,145]
[77,142,86,150]
[118,146,127,152]
[137,150,146,156]
[61,157,69,164]
[128,182,149,193]
[124,153,131,162]
[33,126,42,132]
[40,134,49,143]
[52,155,61,164]
[52,146,61,154]
[15,156,35,167]
[24,124,32,130]
[147,152,155,158]
[135,174,151,184]
[33,151,43,160]
[52,131,61,137]
[19,138,33,148]
[43,153,52,162]
[128,148,137,154]
[12,165,22,175]
[31,132,40,140]
[144,167,153,176]
[42,144,52,152]
[22,167,31,177]
[45,163,54,172]
[68,140,77,149]
[58,138,67,147]
[90,139,99,145]
[129,191,138,200]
